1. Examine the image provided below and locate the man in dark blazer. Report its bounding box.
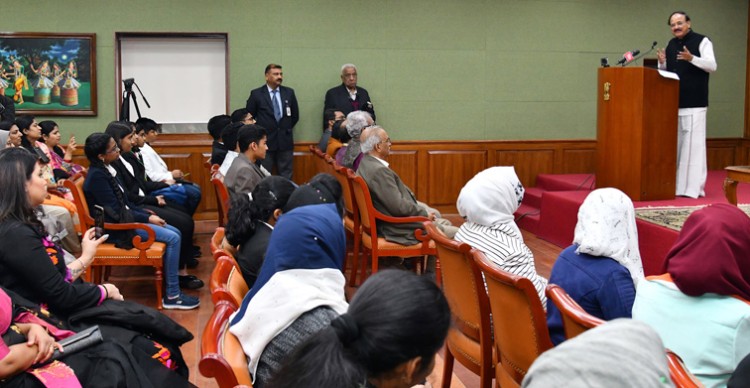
[323,64,375,128]
[246,64,299,180]
[356,126,455,246]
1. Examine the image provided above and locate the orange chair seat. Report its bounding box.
[361,232,436,252]
[94,242,166,260]
[447,329,483,366]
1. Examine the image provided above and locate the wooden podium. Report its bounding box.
[596,66,679,201]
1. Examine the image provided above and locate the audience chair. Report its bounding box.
[211,170,230,227]
[348,172,436,282]
[473,250,553,387]
[333,165,362,286]
[199,301,253,388]
[666,350,703,388]
[309,144,330,173]
[424,221,494,388]
[63,177,167,309]
[210,227,234,261]
[545,284,605,340]
[210,255,249,309]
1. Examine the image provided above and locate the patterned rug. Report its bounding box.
[635,204,750,231]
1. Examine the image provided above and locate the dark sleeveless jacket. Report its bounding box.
[666,30,711,108]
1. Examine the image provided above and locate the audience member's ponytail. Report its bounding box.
[225,176,295,247]
[267,270,451,388]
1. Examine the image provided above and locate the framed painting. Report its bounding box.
[0,32,97,116]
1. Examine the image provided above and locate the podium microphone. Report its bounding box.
[630,41,658,65]
[617,49,641,66]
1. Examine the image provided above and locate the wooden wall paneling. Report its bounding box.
[425,150,487,207]
[388,150,419,198]
[495,149,555,187]
[741,139,750,165]
[707,146,737,170]
[199,151,219,219]
[292,151,318,185]
[560,148,596,173]
[117,136,746,224]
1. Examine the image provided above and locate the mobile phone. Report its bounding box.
[94,205,104,239]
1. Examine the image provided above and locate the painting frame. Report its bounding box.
[0,32,97,116]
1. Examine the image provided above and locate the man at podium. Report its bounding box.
[657,11,717,198]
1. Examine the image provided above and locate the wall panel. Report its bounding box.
[68,136,746,223]
[426,150,487,206]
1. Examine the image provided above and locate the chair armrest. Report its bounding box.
[102,222,158,250]
[372,211,430,225]
[47,187,65,197]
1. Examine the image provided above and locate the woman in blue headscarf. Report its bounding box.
[229,201,348,388]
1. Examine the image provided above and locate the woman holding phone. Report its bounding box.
[82,132,199,310]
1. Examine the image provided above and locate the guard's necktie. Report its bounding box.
[272,89,282,122]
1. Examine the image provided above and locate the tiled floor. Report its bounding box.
[114,227,561,387]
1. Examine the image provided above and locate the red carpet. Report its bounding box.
[516,171,750,275]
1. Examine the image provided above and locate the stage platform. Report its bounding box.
[514,170,750,275]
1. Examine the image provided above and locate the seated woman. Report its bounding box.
[268,270,451,388]
[0,287,187,387]
[454,166,548,304]
[0,121,22,149]
[523,319,672,387]
[229,202,348,388]
[82,132,199,310]
[16,115,76,208]
[0,147,115,315]
[38,120,84,180]
[224,176,296,288]
[105,122,202,289]
[632,203,750,387]
[546,188,643,345]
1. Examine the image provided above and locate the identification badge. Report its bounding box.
[286,106,291,117]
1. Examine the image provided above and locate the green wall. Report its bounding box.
[9,0,748,141]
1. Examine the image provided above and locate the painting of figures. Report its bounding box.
[0,33,97,116]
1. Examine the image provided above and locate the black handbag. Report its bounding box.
[44,325,104,364]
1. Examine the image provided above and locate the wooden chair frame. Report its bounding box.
[667,350,703,388]
[63,177,166,308]
[332,164,363,286]
[209,255,248,309]
[199,301,253,388]
[211,167,229,227]
[545,284,605,340]
[424,221,493,388]
[473,249,553,387]
[347,171,435,282]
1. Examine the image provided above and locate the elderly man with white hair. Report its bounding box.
[323,63,376,125]
[357,126,456,250]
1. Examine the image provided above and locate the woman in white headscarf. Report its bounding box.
[454,166,548,305]
[546,188,643,345]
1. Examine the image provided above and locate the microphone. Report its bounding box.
[617,49,641,66]
[629,41,658,65]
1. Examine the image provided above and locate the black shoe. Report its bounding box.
[185,257,199,269]
[179,275,204,290]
